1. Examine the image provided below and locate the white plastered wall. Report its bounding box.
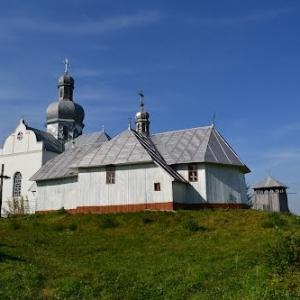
[0,120,59,214]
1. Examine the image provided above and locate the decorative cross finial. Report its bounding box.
[64,58,70,74]
[139,90,144,112]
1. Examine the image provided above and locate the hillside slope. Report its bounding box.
[1,209,300,299]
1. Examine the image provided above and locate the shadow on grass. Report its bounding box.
[0,251,25,263]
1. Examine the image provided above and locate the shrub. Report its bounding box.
[52,223,65,232]
[68,223,77,231]
[142,217,154,225]
[262,213,286,229]
[265,233,300,274]
[57,207,68,214]
[100,216,119,229]
[183,218,206,232]
[9,220,21,230]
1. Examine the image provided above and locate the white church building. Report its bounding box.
[0,64,250,215]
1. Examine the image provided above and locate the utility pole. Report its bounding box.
[0,164,10,217]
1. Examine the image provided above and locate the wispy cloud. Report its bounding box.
[0,11,164,38]
[270,122,300,136]
[187,8,290,26]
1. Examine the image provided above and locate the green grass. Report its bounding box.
[1,209,300,299]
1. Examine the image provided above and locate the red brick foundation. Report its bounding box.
[35,202,249,214]
[173,203,250,210]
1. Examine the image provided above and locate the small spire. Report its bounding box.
[211,112,216,127]
[128,117,132,130]
[64,58,70,74]
[139,90,144,112]
[101,125,105,133]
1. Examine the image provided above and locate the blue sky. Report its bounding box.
[0,0,300,213]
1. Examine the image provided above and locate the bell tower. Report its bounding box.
[46,59,85,142]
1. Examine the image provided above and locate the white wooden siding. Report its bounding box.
[174,164,207,202]
[78,163,173,207]
[36,177,78,211]
[205,164,247,203]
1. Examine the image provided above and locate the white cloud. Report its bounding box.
[187,8,290,26]
[0,11,164,38]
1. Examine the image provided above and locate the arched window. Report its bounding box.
[13,172,22,197]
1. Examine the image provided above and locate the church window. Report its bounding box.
[17,132,23,141]
[106,166,115,184]
[154,182,161,191]
[12,172,22,197]
[188,165,198,182]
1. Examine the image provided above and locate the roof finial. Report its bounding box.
[211,112,216,127]
[101,125,105,133]
[139,90,144,112]
[128,117,132,130]
[64,58,70,74]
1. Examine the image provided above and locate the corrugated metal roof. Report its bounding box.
[26,125,63,153]
[32,125,250,182]
[76,130,154,168]
[253,176,288,189]
[65,131,111,149]
[31,131,110,181]
[151,126,249,172]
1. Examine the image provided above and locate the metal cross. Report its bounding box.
[0,164,11,217]
[64,58,70,74]
[139,90,144,111]
[211,112,216,127]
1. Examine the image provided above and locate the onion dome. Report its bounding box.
[46,59,85,125]
[58,74,74,87]
[46,100,84,123]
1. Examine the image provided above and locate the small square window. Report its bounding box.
[188,165,198,182]
[106,166,115,184]
[154,182,161,191]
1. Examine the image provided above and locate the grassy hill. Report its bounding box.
[1,209,300,299]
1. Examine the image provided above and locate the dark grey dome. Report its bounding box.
[46,100,84,123]
[136,111,149,120]
[58,74,74,86]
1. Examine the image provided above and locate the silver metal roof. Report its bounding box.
[32,125,249,182]
[253,176,288,189]
[26,125,63,153]
[151,126,249,172]
[76,130,154,167]
[31,131,110,181]
[65,131,111,149]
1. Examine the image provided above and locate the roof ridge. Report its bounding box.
[151,125,213,136]
[202,127,214,162]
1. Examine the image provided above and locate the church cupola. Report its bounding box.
[58,59,74,101]
[135,90,150,136]
[46,59,85,143]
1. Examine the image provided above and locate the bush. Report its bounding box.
[265,233,300,274]
[142,217,154,225]
[68,223,77,231]
[9,220,21,230]
[100,216,119,229]
[262,213,286,229]
[57,207,68,214]
[183,219,206,232]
